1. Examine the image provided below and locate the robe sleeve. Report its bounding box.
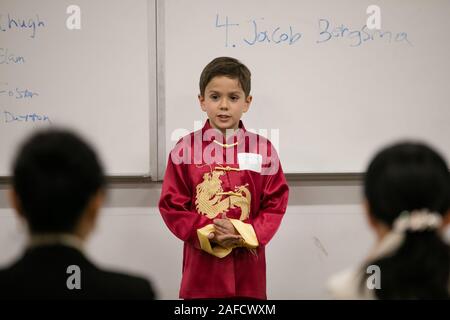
[242,141,289,247]
[158,152,212,249]
[229,219,259,249]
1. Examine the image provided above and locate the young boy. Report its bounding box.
[159,57,289,299]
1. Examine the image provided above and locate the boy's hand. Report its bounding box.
[207,232,242,248]
[207,215,244,248]
[213,218,239,236]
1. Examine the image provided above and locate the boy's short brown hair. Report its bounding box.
[199,57,251,97]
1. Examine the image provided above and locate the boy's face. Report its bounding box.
[199,76,252,135]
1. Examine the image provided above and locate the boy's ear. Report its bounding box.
[9,189,25,219]
[442,209,450,228]
[75,189,105,240]
[198,94,207,111]
[85,190,105,222]
[243,95,252,113]
[84,190,105,224]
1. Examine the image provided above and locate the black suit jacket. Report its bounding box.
[0,244,156,300]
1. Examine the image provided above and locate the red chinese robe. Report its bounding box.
[159,120,289,299]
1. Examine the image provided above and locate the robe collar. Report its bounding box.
[201,119,247,148]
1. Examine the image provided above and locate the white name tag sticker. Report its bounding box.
[238,153,263,173]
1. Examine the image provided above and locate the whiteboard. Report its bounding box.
[0,0,156,177]
[160,0,450,174]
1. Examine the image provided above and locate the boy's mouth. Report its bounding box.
[217,115,231,121]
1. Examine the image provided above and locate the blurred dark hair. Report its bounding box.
[12,129,105,234]
[362,142,450,299]
[199,57,251,97]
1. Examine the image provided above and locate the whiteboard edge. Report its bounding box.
[156,0,166,181]
[148,0,158,181]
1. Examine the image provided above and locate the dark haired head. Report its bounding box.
[365,142,450,224]
[363,142,450,299]
[199,57,251,97]
[12,129,105,234]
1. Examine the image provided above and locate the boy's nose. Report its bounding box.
[219,99,229,110]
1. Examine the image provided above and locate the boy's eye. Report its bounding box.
[210,95,219,100]
[230,96,239,101]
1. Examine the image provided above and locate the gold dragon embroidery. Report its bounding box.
[195,169,251,220]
